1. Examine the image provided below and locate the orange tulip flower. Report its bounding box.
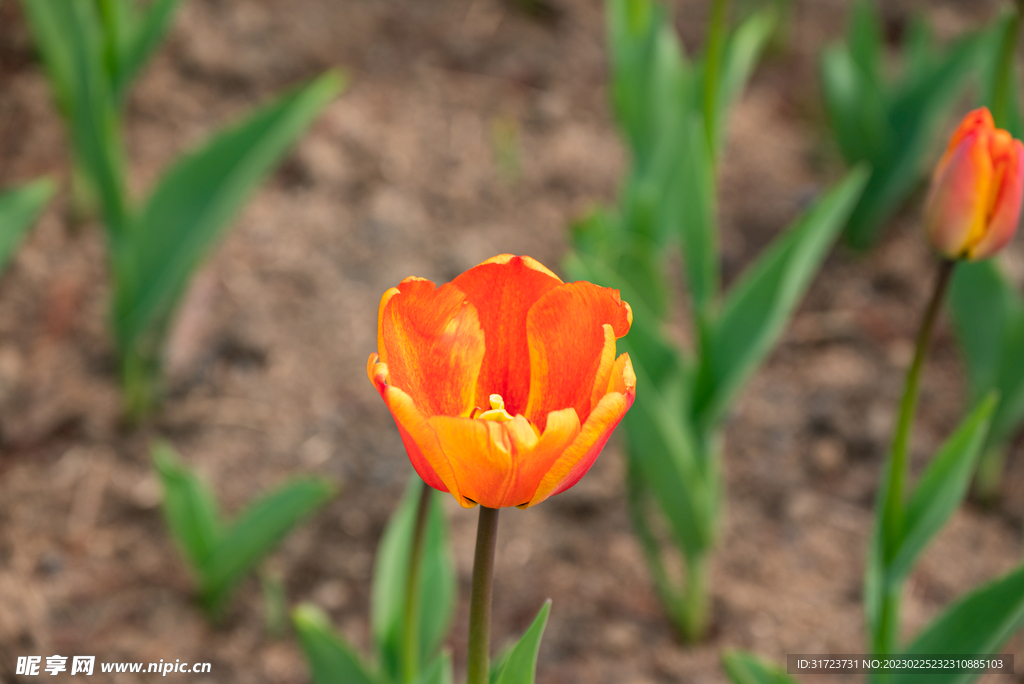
[925,107,1024,260]
[368,255,635,509]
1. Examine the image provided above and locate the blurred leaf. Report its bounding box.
[372,476,455,683]
[949,261,1017,405]
[153,442,222,572]
[201,477,335,613]
[722,651,800,684]
[623,351,712,561]
[490,600,551,684]
[115,0,186,101]
[892,563,1024,684]
[846,0,883,90]
[113,70,345,353]
[20,0,130,235]
[293,604,382,684]
[981,13,1024,137]
[416,653,453,684]
[676,114,719,317]
[95,0,135,90]
[260,570,288,639]
[0,179,54,272]
[888,395,996,583]
[820,43,889,168]
[820,3,985,248]
[711,5,776,157]
[692,167,868,433]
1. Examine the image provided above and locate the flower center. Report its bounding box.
[478,394,514,422]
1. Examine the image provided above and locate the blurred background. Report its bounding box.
[0,0,1022,682]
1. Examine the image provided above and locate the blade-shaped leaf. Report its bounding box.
[820,43,890,166]
[490,600,551,684]
[847,0,883,90]
[20,0,130,235]
[711,5,776,157]
[692,167,868,433]
[722,651,801,684]
[948,260,1017,404]
[371,476,455,683]
[888,395,997,583]
[623,348,712,561]
[293,604,382,684]
[891,563,1024,684]
[415,653,453,684]
[152,442,223,572]
[676,114,719,316]
[114,70,345,351]
[200,477,336,613]
[0,179,54,271]
[114,0,186,101]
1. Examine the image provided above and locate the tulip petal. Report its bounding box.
[503,409,581,508]
[378,382,462,500]
[971,138,1024,260]
[379,277,485,418]
[430,416,512,508]
[451,255,564,416]
[526,354,636,507]
[524,281,632,430]
[925,129,993,259]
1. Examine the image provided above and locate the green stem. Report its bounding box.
[703,0,729,155]
[401,481,432,684]
[991,0,1024,129]
[875,258,956,656]
[121,344,161,424]
[882,259,955,559]
[682,554,710,642]
[466,506,500,684]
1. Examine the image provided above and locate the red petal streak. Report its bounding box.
[380,278,485,418]
[525,282,632,430]
[452,256,563,416]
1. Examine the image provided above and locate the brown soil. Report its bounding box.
[0,0,1022,683]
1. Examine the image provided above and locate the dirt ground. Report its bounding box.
[1,0,1023,682]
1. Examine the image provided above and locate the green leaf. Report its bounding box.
[843,26,984,248]
[820,43,889,165]
[293,604,382,684]
[623,349,712,561]
[676,114,719,317]
[490,600,551,684]
[692,167,868,433]
[200,477,335,613]
[891,562,1024,684]
[887,395,997,583]
[948,261,1017,405]
[722,651,801,684]
[415,653,453,684]
[371,476,455,683]
[113,69,345,354]
[152,442,223,572]
[0,179,54,272]
[115,0,186,101]
[846,0,883,90]
[712,5,776,156]
[20,0,130,236]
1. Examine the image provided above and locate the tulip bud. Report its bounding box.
[924,107,1024,261]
